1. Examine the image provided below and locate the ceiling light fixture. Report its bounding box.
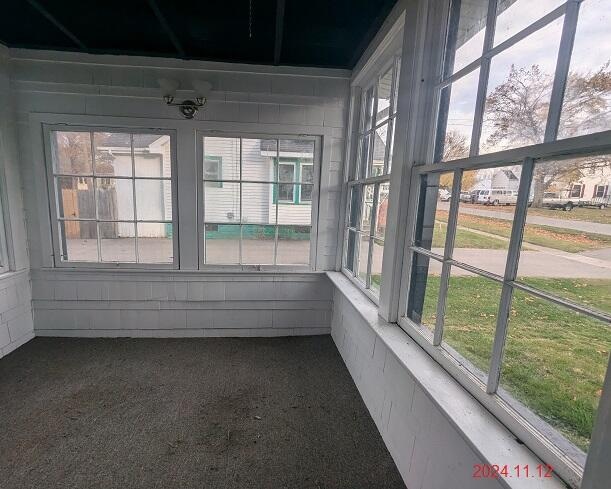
[158,78,213,119]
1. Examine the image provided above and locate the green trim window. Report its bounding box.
[273,158,313,204]
[204,155,222,188]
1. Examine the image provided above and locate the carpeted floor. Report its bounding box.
[0,336,406,489]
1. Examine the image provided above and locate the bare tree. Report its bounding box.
[483,63,611,206]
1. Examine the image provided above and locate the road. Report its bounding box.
[437,202,611,236]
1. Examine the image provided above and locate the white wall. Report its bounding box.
[0,45,34,357]
[329,273,564,489]
[32,270,331,337]
[9,49,349,335]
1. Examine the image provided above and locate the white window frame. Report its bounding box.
[197,131,321,271]
[0,186,10,274]
[392,1,611,487]
[342,55,402,303]
[43,123,179,269]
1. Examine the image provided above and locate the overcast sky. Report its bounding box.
[444,0,610,156]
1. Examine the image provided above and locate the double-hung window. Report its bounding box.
[399,0,611,486]
[46,128,177,266]
[201,135,318,267]
[343,56,401,299]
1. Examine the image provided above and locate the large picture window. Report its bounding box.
[46,129,176,266]
[400,0,611,485]
[201,135,318,267]
[343,56,400,299]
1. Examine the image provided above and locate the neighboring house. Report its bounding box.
[62,133,172,240]
[470,168,520,192]
[543,166,611,207]
[203,138,314,238]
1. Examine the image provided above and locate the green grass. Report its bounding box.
[431,221,508,249]
[466,203,611,225]
[420,276,611,451]
[435,211,611,253]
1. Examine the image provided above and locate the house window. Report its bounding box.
[343,56,401,299]
[399,0,611,485]
[204,156,223,188]
[47,129,176,265]
[594,185,607,198]
[201,135,317,266]
[570,184,583,198]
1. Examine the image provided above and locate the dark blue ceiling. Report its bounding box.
[1,0,399,69]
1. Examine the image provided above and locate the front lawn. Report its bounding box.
[420,276,611,452]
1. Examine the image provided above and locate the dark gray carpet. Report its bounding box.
[0,336,406,489]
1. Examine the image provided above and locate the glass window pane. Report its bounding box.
[386,120,396,173]
[375,182,390,238]
[138,223,173,263]
[203,137,240,181]
[56,177,95,219]
[360,184,375,232]
[300,164,314,183]
[299,184,313,203]
[133,137,171,178]
[517,155,611,315]
[59,220,98,262]
[444,0,488,76]
[376,66,393,124]
[93,132,132,177]
[277,225,310,265]
[442,269,502,380]
[135,179,168,221]
[371,123,389,176]
[243,138,276,182]
[52,131,92,174]
[558,0,611,139]
[481,18,563,153]
[361,87,375,133]
[500,290,611,453]
[414,172,455,251]
[453,166,518,274]
[392,57,401,115]
[356,134,371,179]
[205,223,240,264]
[347,186,361,229]
[436,68,480,162]
[370,238,384,295]
[356,232,370,283]
[242,183,275,224]
[242,224,275,264]
[494,0,564,46]
[406,252,442,332]
[344,229,357,272]
[278,161,296,182]
[100,222,136,262]
[204,181,240,223]
[96,178,133,221]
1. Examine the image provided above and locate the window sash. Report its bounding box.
[43,125,179,268]
[198,132,320,269]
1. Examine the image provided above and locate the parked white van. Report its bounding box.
[476,189,519,205]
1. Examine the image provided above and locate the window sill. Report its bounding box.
[326,271,567,489]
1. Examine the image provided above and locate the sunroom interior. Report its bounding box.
[0,0,609,488]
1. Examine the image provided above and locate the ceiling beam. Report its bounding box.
[148,0,186,57]
[274,0,286,65]
[26,0,86,50]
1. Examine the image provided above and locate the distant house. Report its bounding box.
[544,166,611,206]
[471,168,520,192]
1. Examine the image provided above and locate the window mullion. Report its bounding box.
[486,157,534,394]
[130,134,139,264]
[433,169,462,345]
[90,132,102,263]
[469,0,498,157]
[544,0,580,142]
